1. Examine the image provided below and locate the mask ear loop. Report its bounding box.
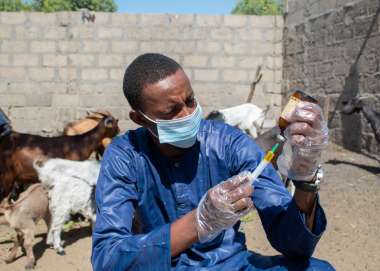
[138,111,159,138]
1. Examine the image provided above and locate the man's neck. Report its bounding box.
[148,133,186,160]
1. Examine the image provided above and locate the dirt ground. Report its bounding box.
[0,143,379,270]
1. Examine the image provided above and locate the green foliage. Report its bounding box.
[0,0,117,12]
[232,0,282,15]
[0,0,31,11]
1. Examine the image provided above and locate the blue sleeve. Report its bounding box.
[225,127,327,258]
[91,142,171,271]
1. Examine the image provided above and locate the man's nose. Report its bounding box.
[177,106,195,118]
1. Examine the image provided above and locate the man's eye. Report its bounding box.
[186,97,195,106]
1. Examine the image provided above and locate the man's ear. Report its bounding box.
[130,110,149,127]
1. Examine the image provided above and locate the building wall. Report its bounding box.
[284,0,380,156]
[0,12,283,134]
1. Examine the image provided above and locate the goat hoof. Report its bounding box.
[24,262,35,270]
[5,258,15,264]
[56,250,66,256]
[5,255,16,264]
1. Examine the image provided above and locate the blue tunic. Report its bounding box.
[92,120,334,271]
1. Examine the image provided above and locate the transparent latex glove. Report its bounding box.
[196,171,254,242]
[277,101,329,181]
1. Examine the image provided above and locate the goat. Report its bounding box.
[0,183,50,270]
[0,108,119,203]
[205,103,269,138]
[63,111,114,160]
[33,158,100,255]
[341,96,380,143]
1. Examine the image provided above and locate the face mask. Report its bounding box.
[140,103,203,149]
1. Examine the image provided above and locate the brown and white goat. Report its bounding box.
[63,111,114,160]
[0,109,119,202]
[0,183,50,270]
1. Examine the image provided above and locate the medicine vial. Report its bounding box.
[278,89,318,132]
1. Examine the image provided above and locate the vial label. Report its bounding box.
[280,95,300,121]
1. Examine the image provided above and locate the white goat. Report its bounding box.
[33,159,100,255]
[205,103,268,138]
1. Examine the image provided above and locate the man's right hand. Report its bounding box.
[196,171,254,242]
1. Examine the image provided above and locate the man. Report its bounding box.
[92,53,334,270]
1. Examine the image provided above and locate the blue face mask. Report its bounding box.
[140,103,203,149]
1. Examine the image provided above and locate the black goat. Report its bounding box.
[341,96,380,143]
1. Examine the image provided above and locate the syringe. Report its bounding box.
[248,141,282,185]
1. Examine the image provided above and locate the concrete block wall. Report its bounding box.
[284,0,380,157]
[0,12,283,134]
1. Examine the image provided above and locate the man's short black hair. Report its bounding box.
[123,53,182,110]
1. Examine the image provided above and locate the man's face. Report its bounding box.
[137,69,196,123]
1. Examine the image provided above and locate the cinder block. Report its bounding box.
[81,68,108,81]
[10,106,55,120]
[224,16,247,28]
[1,40,28,53]
[58,41,81,53]
[69,26,95,39]
[223,70,248,82]
[140,41,167,52]
[196,41,222,54]
[169,41,197,54]
[211,28,234,40]
[270,93,282,106]
[0,67,26,79]
[194,69,219,81]
[52,94,79,107]
[111,41,139,53]
[1,12,26,24]
[44,26,67,39]
[30,41,56,53]
[183,55,208,67]
[25,93,52,106]
[224,42,252,55]
[109,69,124,81]
[248,16,275,28]
[82,41,109,53]
[93,12,111,25]
[13,54,39,66]
[111,13,138,26]
[68,54,95,66]
[211,56,236,68]
[29,13,56,25]
[196,15,222,27]
[141,14,170,26]
[0,25,12,39]
[58,68,78,81]
[265,56,283,71]
[168,14,194,26]
[238,56,263,68]
[14,25,43,39]
[255,70,275,82]
[0,94,26,106]
[0,54,10,66]
[125,27,152,40]
[98,54,124,67]
[29,68,55,81]
[97,27,123,39]
[79,94,109,107]
[43,55,67,67]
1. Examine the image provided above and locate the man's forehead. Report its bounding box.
[142,70,191,99]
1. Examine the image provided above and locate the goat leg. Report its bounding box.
[5,230,23,263]
[50,210,67,255]
[23,228,36,270]
[44,212,53,246]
